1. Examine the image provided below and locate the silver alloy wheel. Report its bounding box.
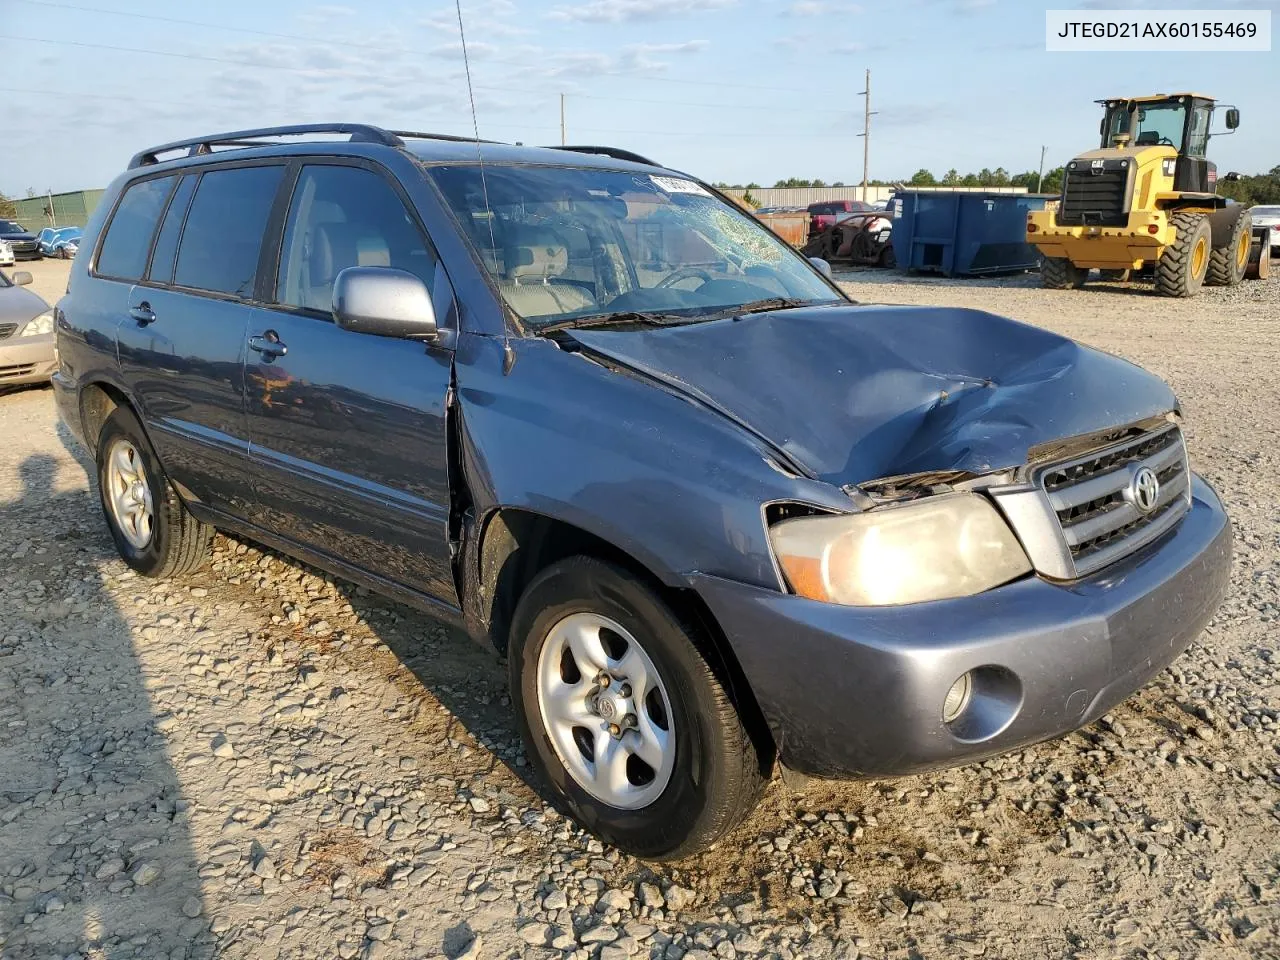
[104,438,155,549]
[535,612,676,810]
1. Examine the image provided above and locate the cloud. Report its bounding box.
[780,0,862,15]
[773,33,873,54]
[548,0,736,23]
[429,40,501,59]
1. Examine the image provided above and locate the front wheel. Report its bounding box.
[96,406,213,578]
[509,556,769,859]
[1156,212,1212,297]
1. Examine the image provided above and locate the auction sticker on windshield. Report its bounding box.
[651,176,711,196]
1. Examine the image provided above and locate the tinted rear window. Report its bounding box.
[174,165,284,297]
[147,175,196,285]
[97,177,174,280]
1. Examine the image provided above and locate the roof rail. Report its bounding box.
[550,145,661,167]
[127,123,405,169]
[389,130,497,145]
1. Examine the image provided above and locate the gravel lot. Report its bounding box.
[1,258,1278,960]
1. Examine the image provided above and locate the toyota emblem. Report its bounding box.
[1131,466,1160,515]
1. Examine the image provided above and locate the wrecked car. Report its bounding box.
[54,124,1232,860]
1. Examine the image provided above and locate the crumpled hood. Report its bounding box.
[569,304,1176,487]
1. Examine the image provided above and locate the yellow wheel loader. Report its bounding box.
[1027,93,1254,297]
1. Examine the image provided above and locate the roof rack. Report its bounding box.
[127,124,491,169]
[128,123,404,169]
[550,145,661,167]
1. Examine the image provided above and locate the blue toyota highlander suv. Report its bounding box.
[53,124,1232,859]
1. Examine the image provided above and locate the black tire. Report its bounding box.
[1041,257,1087,289]
[1206,210,1251,287]
[879,244,897,269]
[96,406,213,578]
[1155,212,1212,298]
[508,556,769,860]
[1099,268,1131,282]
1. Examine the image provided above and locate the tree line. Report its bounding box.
[716,165,1280,203]
[1219,166,1280,206]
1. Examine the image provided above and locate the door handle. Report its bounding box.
[248,330,288,359]
[129,302,156,325]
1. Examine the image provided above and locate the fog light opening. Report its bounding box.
[942,672,973,724]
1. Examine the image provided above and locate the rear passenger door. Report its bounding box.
[242,160,458,604]
[112,162,285,519]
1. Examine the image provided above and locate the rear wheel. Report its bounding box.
[1206,210,1251,287]
[1041,257,1087,289]
[1156,213,1212,298]
[878,244,897,269]
[96,407,213,578]
[509,556,769,859]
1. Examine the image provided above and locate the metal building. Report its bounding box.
[8,189,106,231]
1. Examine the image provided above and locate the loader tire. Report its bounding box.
[1206,210,1251,287]
[1155,213,1212,298]
[1041,257,1087,290]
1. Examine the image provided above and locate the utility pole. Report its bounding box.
[857,69,877,203]
[1036,145,1047,193]
[560,93,566,146]
[46,188,55,227]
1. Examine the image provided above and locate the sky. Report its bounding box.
[2,0,1277,196]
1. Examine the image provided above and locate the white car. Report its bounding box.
[0,240,13,268]
[1250,205,1280,256]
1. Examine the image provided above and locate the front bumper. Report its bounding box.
[693,474,1231,778]
[0,335,56,386]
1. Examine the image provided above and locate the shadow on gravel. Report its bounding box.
[0,445,210,957]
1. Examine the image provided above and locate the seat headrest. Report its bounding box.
[506,226,568,282]
[311,221,391,286]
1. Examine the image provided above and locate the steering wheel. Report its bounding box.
[657,266,713,290]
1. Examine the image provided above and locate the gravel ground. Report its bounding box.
[1,259,1278,960]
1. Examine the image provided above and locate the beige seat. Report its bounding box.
[304,221,392,311]
[497,226,597,319]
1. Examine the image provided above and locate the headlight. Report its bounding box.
[769,494,1031,606]
[20,312,54,337]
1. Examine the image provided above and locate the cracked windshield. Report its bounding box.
[429,164,839,326]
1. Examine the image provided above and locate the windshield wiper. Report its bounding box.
[537,311,695,334]
[710,297,838,319]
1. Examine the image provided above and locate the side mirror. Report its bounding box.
[1225,108,1240,130]
[1098,117,1106,137]
[809,257,833,278]
[12,271,32,286]
[332,267,438,341]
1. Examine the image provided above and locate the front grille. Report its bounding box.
[8,240,37,252]
[0,363,37,380]
[1058,165,1130,227]
[0,323,17,339]
[1037,423,1191,576]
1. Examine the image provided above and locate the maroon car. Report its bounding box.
[807,199,875,236]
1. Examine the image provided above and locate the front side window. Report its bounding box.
[430,164,839,326]
[96,177,174,281]
[174,165,283,297]
[276,164,436,313]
